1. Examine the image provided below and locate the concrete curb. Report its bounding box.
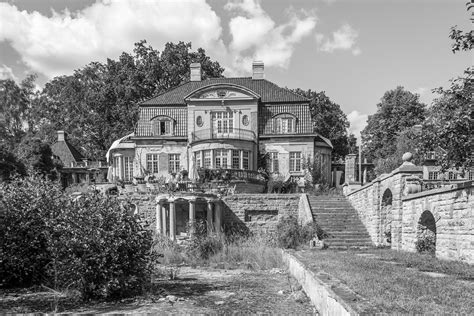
[282,250,379,315]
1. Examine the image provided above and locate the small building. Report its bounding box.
[107,61,333,184]
[51,131,108,188]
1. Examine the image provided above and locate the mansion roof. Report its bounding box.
[141,77,309,106]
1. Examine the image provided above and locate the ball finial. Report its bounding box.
[402,152,413,162]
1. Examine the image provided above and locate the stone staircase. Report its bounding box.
[308,195,373,249]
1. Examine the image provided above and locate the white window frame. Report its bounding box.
[289,152,302,172]
[169,154,180,174]
[203,150,211,168]
[232,150,240,169]
[269,152,279,173]
[152,117,174,136]
[124,156,134,181]
[146,154,159,174]
[243,151,249,170]
[212,111,234,134]
[214,149,228,168]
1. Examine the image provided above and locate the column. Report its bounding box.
[189,198,196,236]
[207,200,214,234]
[156,202,162,235]
[214,201,222,233]
[161,202,167,237]
[169,199,176,241]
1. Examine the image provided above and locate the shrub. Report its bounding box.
[415,235,436,255]
[0,175,155,300]
[276,216,326,249]
[185,220,223,261]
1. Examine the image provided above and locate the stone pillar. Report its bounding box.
[162,202,168,237]
[189,198,196,236]
[345,154,357,184]
[169,199,176,241]
[207,200,214,233]
[156,202,162,235]
[214,201,222,233]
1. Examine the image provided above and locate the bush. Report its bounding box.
[185,220,223,261]
[0,175,155,300]
[415,235,436,255]
[276,216,325,249]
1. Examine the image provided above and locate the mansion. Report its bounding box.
[107,62,333,183]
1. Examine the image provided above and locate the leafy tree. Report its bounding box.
[15,135,60,178]
[0,145,26,181]
[361,86,426,161]
[0,75,37,149]
[291,89,350,159]
[33,41,225,159]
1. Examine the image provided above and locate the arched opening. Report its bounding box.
[416,211,436,254]
[381,189,393,245]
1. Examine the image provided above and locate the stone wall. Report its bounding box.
[222,194,301,234]
[401,182,473,263]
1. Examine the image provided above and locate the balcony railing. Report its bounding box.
[191,128,256,143]
[69,161,106,168]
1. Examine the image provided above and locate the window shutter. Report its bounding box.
[159,153,168,173]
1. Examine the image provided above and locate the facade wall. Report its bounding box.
[135,142,188,178]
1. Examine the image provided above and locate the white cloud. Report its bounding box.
[347,110,368,144]
[413,87,437,105]
[0,0,319,79]
[0,0,226,78]
[225,0,317,72]
[317,23,361,55]
[0,64,18,81]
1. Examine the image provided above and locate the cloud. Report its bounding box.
[0,0,318,79]
[0,0,226,78]
[0,64,18,81]
[225,0,317,72]
[316,23,361,55]
[347,110,368,143]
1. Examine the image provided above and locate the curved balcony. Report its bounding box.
[191,128,256,143]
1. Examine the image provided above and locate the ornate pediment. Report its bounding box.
[185,84,259,101]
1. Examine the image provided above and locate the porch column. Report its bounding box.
[155,202,162,235]
[162,202,167,237]
[214,200,222,233]
[169,198,176,241]
[207,199,214,233]
[189,198,196,236]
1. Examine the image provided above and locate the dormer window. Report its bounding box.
[273,113,296,134]
[151,116,174,136]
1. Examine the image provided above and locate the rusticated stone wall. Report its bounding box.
[221,194,301,234]
[401,183,473,263]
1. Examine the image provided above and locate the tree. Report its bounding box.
[0,75,38,149]
[0,145,26,181]
[15,135,60,178]
[291,89,350,159]
[33,41,225,159]
[361,86,426,161]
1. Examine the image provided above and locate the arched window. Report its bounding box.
[151,116,175,136]
[272,113,297,134]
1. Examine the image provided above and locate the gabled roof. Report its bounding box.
[141,77,309,105]
[51,140,85,167]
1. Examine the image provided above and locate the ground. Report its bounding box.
[0,266,317,315]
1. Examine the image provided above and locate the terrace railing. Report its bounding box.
[191,128,256,143]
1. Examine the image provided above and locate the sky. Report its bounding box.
[0,0,471,140]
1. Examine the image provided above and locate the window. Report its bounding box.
[242,115,249,126]
[469,171,474,180]
[146,154,159,174]
[203,150,211,168]
[152,117,173,136]
[169,154,180,174]
[212,111,233,134]
[195,152,202,168]
[269,152,279,173]
[232,150,240,169]
[124,156,134,181]
[289,152,302,172]
[274,115,295,134]
[214,149,228,168]
[428,171,438,180]
[243,151,249,170]
[196,116,203,127]
[448,171,457,180]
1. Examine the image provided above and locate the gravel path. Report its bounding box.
[1,267,317,315]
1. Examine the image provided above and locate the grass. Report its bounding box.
[298,248,473,314]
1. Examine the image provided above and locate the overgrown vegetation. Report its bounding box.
[0,175,155,300]
[276,216,327,249]
[415,235,436,255]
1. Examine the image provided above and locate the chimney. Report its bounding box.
[57,130,66,142]
[190,63,201,82]
[252,61,264,80]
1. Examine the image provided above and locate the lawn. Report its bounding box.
[295,248,474,314]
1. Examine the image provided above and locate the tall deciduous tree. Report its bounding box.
[361,86,426,161]
[291,89,350,159]
[33,41,225,159]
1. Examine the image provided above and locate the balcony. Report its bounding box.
[191,128,256,143]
